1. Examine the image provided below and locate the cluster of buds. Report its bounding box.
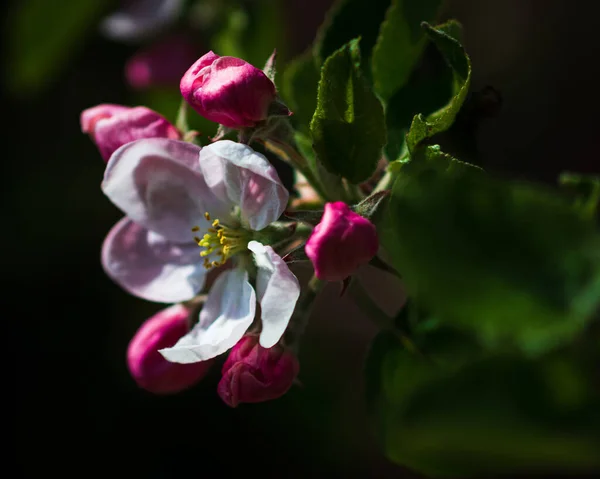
[83,45,382,406]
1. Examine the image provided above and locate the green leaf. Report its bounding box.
[5,0,109,97]
[559,172,600,219]
[281,51,320,134]
[366,332,600,477]
[314,0,392,68]
[310,39,386,184]
[384,36,455,161]
[405,20,472,152]
[371,0,443,103]
[381,149,600,355]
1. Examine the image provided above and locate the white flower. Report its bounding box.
[101,138,300,363]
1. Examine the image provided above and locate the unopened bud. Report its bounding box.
[127,304,213,394]
[180,51,291,129]
[217,335,299,407]
[305,201,379,281]
[81,104,181,162]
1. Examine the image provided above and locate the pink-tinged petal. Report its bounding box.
[180,51,220,100]
[217,334,299,407]
[159,269,256,363]
[247,241,300,348]
[80,104,130,133]
[102,138,224,243]
[127,304,214,394]
[102,217,207,303]
[100,0,184,42]
[86,106,181,161]
[305,201,379,281]
[180,52,278,129]
[199,140,289,230]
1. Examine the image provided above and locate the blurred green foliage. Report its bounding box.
[5,0,112,97]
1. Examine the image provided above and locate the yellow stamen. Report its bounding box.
[192,211,249,269]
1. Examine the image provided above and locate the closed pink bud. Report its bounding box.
[180,51,288,129]
[125,35,199,90]
[217,335,299,407]
[80,104,181,161]
[127,304,214,394]
[305,201,379,281]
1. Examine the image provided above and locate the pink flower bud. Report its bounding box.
[217,335,299,407]
[80,104,181,162]
[180,51,288,129]
[305,201,379,281]
[127,304,214,394]
[125,35,199,90]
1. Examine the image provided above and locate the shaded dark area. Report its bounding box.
[5,0,600,477]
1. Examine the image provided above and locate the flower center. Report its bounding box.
[192,212,249,270]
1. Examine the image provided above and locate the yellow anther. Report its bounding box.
[193,212,249,269]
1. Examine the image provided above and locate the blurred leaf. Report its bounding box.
[314,0,391,69]
[366,332,600,477]
[559,172,600,220]
[406,20,471,152]
[5,0,109,97]
[371,0,442,103]
[381,147,600,355]
[212,0,288,70]
[310,39,386,184]
[212,5,247,59]
[282,51,320,134]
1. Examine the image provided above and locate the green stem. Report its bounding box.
[175,99,190,134]
[263,138,329,200]
[372,169,394,194]
[373,150,410,194]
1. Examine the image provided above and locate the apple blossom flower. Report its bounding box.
[180,51,290,129]
[217,334,299,407]
[305,201,379,281]
[127,303,214,394]
[100,0,184,43]
[101,138,300,364]
[81,104,181,161]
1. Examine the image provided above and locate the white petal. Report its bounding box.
[102,138,226,243]
[248,241,301,348]
[102,217,206,303]
[199,140,289,231]
[159,269,256,363]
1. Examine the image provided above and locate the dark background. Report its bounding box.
[6,0,600,477]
